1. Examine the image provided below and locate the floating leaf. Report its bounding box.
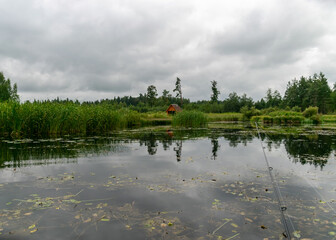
[28,224,36,229]
[231,223,238,228]
[100,218,110,222]
[329,231,336,236]
[30,229,37,234]
[293,231,301,238]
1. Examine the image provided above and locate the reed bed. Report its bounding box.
[321,115,336,123]
[0,102,143,138]
[172,111,208,127]
[207,113,243,122]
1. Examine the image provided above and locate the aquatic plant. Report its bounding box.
[207,113,243,122]
[321,114,336,123]
[172,111,208,127]
[0,102,146,138]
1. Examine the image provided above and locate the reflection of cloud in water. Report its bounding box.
[0,129,335,239]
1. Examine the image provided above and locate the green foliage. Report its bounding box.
[0,72,19,102]
[303,106,319,118]
[309,114,321,124]
[321,115,336,123]
[210,80,220,102]
[172,111,207,127]
[0,102,146,138]
[283,73,332,113]
[265,89,282,108]
[207,113,243,122]
[173,77,182,99]
[251,111,304,125]
[240,106,261,120]
[291,106,301,112]
[146,85,158,107]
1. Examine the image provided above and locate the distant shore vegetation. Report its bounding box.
[1,71,336,137]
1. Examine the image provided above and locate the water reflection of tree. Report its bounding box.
[222,134,253,147]
[139,133,158,155]
[173,141,182,162]
[3,129,334,169]
[283,135,333,168]
[161,139,173,151]
[210,136,220,160]
[0,138,124,168]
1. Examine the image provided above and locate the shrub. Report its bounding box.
[291,106,301,112]
[303,106,318,118]
[240,106,261,120]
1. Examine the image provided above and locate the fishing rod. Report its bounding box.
[255,122,293,239]
[259,127,336,217]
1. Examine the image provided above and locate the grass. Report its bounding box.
[207,113,243,122]
[1,101,335,138]
[321,115,336,123]
[172,111,208,127]
[0,102,146,138]
[251,111,305,125]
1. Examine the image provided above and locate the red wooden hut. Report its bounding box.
[166,104,182,115]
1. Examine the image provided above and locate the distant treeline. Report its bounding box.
[78,72,335,114]
[1,71,336,114]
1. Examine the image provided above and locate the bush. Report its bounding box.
[303,106,318,118]
[310,114,321,124]
[291,106,301,112]
[240,106,261,120]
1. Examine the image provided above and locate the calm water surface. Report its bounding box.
[0,128,335,239]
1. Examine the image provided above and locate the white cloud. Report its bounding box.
[0,0,335,102]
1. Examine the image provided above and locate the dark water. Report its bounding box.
[0,128,335,239]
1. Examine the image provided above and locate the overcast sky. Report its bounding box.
[1,0,335,102]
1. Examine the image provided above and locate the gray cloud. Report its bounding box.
[0,0,335,101]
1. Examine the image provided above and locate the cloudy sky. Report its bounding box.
[1,0,335,102]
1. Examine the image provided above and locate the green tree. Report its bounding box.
[307,72,331,113]
[223,92,240,112]
[173,77,182,106]
[210,80,220,102]
[284,73,332,113]
[146,85,158,107]
[331,83,336,112]
[161,89,170,105]
[265,88,282,108]
[0,72,19,102]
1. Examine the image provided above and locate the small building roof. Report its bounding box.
[166,104,182,113]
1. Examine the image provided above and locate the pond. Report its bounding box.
[0,126,335,239]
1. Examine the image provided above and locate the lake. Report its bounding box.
[0,126,335,239]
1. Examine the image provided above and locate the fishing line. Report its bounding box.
[258,126,336,222]
[255,122,294,239]
[259,129,336,216]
